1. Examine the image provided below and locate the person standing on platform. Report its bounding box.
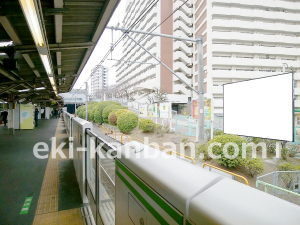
[1,110,8,127]
[35,108,39,127]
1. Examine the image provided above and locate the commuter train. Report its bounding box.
[63,111,300,225]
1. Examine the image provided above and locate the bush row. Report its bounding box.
[76,101,138,133]
[198,134,264,177]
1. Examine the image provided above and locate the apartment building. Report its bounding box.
[91,65,109,99]
[194,0,300,114]
[116,0,185,102]
[117,0,300,113]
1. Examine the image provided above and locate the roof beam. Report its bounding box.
[0,16,38,86]
[64,2,104,6]
[0,78,49,87]
[54,0,63,43]
[71,0,120,90]
[0,42,95,53]
[0,16,22,44]
[0,84,22,95]
[56,52,61,75]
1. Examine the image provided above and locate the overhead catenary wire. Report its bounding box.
[111,0,190,70]
[71,0,159,98]
[73,0,190,98]
[110,0,190,87]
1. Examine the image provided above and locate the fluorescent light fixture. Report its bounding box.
[35,87,45,91]
[49,76,55,86]
[18,89,30,92]
[40,54,52,75]
[0,41,13,47]
[19,0,44,47]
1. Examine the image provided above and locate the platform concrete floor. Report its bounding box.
[0,119,58,224]
[0,118,84,225]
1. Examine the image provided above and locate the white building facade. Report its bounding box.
[91,65,109,99]
[116,0,193,103]
[117,0,300,112]
[194,0,300,114]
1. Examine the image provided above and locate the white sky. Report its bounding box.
[73,0,127,91]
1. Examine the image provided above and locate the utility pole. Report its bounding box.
[85,82,88,121]
[197,36,205,145]
[75,96,77,114]
[108,26,205,144]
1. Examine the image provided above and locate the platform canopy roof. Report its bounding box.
[0,0,119,104]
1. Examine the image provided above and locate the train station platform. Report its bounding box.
[0,117,86,225]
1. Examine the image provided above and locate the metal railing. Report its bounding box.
[203,163,249,185]
[99,125,196,165]
[257,171,300,205]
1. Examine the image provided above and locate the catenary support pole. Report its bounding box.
[197,36,205,144]
[119,31,204,144]
[85,82,88,121]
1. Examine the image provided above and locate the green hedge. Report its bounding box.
[102,105,127,123]
[115,109,130,118]
[241,158,263,177]
[207,134,249,168]
[138,118,155,132]
[117,112,138,133]
[88,102,100,121]
[76,105,86,119]
[93,101,120,124]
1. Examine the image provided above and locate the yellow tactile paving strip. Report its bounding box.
[33,118,84,225]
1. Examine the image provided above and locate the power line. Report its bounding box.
[112,0,189,80]
[71,0,159,97]
[73,0,190,98]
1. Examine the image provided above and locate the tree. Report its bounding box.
[117,83,135,100]
[146,87,168,104]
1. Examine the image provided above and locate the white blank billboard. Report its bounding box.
[224,73,294,142]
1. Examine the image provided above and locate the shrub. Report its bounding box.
[102,105,126,123]
[76,105,86,119]
[208,134,249,168]
[277,162,300,189]
[88,102,100,121]
[214,130,224,136]
[117,112,138,133]
[277,162,300,171]
[181,138,190,150]
[138,119,156,132]
[241,158,263,177]
[198,143,211,161]
[115,109,131,118]
[281,147,288,160]
[154,124,162,130]
[108,112,117,125]
[93,101,120,124]
[155,124,169,137]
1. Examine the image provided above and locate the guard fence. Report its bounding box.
[256,171,300,206]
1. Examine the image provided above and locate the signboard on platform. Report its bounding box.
[147,103,157,117]
[159,102,171,119]
[20,104,34,129]
[192,100,198,118]
[193,99,211,120]
[139,104,147,117]
[204,99,211,120]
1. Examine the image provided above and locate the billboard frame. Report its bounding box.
[223,72,294,142]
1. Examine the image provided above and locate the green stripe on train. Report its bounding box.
[116,160,183,224]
